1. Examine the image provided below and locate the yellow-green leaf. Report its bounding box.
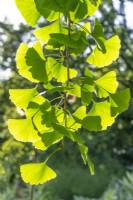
[47,58,77,83]
[33,131,63,150]
[15,0,40,26]
[16,42,47,83]
[87,35,121,67]
[20,162,56,185]
[110,88,130,117]
[94,71,118,98]
[34,0,62,22]
[82,101,115,131]
[9,88,37,109]
[8,119,39,142]
[25,95,48,118]
[87,0,101,16]
[34,20,67,44]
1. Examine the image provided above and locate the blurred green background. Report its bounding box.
[0,0,133,199]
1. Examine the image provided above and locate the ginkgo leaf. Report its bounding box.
[87,0,101,16]
[46,58,77,83]
[16,42,47,83]
[87,35,121,67]
[79,144,94,175]
[91,19,106,52]
[82,101,115,131]
[66,107,86,132]
[81,68,94,105]
[9,88,37,109]
[67,115,81,131]
[20,162,56,185]
[33,131,63,150]
[94,71,118,98]
[15,0,40,26]
[81,86,93,106]
[33,106,57,134]
[34,20,67,44]
[8,119,40,142]
[34,0,62,21]
[67,83,81,98]
[83,22,91,36]
[95,86,109,98]
[73,106,86,121]
[73,0,101,21]
[48,31,86,54]
[52,123,83,144]
[110,88,130,117]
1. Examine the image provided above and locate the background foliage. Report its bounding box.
[0,0,133,199]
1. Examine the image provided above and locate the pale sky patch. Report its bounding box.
[0,0,26,28]
[0,0,133,28]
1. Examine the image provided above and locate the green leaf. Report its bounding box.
[34,20,67,44]
[16,42,47,83]
[110,89,130,117]
[87,35,121,67]
[94,71,118,98]
[33,131,63,151]
[87,0,101,16]
[25,95,49,118]
[52,123,70,137]
[73,106,86,120]
[67,115,81,131]
[52,123,83,144]
[8,119,39,142]
[79,144,94,175]
[9,88,37,109]
[20,162,56,185]
[15,0,40,26]
[33,106,56,134]
[35,0,79,22]
[81,68,94,105]
[48,31,86,54]
[47,58,77,83]
[81,86,93,106]
[95,86,109,99]
[49,33,83,49]
[25,48,47,83]
[72,0,101,21]
[91,19,106,52]
[34,0,62,21]
[82,101,115,131]
[67,83,81,98]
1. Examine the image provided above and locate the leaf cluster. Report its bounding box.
[8,0,130,185]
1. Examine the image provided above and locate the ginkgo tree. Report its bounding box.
[8,0,130,185]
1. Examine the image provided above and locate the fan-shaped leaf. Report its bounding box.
[73,106,86,120]
[87,0,101,16]
[33,106,57,134]
[16,42,47,83]
[87,35,121,67]
[94,71,118,98]
[33,131,63,150]
[9,88,37,109]
[82,101,115,131]
[34,20,67,44]
[110,88,130,117]
[34,0,62,21]
[47,58,77,83]
[8,119,39,142]
[25,95,48,118]
[20,162,56,185]
[15,0,40,26]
